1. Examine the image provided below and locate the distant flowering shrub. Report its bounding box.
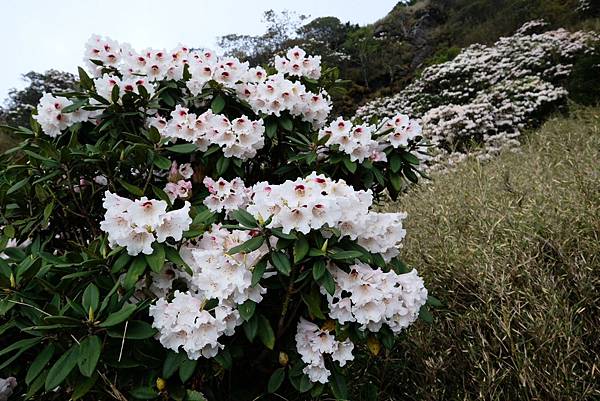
[0,35,433,400]
[356,21,599,172]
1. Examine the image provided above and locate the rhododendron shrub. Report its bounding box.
[356,21,599,173]
[0,36,433,400]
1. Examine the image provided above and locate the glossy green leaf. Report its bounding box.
[77,335,101,377]
[45,344,79,390]
[268,368,285,393]
[271,251,291,276]
[99,303,137,328]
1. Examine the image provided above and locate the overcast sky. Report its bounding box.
[0,0,398,103]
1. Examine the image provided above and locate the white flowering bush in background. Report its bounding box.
[356,21,600,173]
[0,35,434,401]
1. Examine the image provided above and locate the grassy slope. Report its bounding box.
[374,107,600,400]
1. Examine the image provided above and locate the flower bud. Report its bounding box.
[156,377,167,391]
[278,351,289,366]
[367,336,381,356]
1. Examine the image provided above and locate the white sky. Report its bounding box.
[0,0,398,103]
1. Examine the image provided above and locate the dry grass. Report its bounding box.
[363,107,600,400]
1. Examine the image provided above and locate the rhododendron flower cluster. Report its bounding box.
[152,105,265,159]
[33,93,93,138]
[236,73,331,127]
[93,74,155,104]
[149,224,268,359]
[100,192,192,255]
[202,177,251,215]
[275,46,322,79]
[318,113,422,163]
[246,173,408,259]
[323,262,428,333]
[246,172,372,235]
[149,290,239,359]
[295,318,354,383]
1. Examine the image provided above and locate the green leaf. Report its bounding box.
[268,368,286,393]
[24,370,46,400]
[390,153,402,173]
[390,173,403,192]
[78,67,94,90]
[167,143,198,154]
[271,251,291,276]
[271,228,297,240]
[257,314,275,350]
[228,236,264,255]
[26,344,55,385]
[319,269,336,296]
[117,178,144,197]
[153,155,172,170]
[45,344,79,390]
[251,258,268,286]
[82,283,99,314]
[163,351,187,379]
[329,369,348,400]
[280,116,293,131]
[403,166,419,183]
[165,246,192,275]
[179,358,198,383]
[62,99,87,113]
[6,177,29,195]
[214,349,232,369]
[293,236,310,264]
[265,120,277,138]
[186,390,208,401]
[239,300,256,321]
[216,155,230,176]
[301,287,326,319]
[145,242,165,273]
[426,295,442,308]
[0,337,42,358]
[243,315,258,342]
[107,320,156,340]
[42,201,55,225]
[231,209,258,228]
[111,84,120,104]
[419,305,433,323]
[343,158,357,173]
[401,151,421,165]
[71,373,98,400]
[312,259,326,281]
[111,252,131,274]
[211,95,226,114]
[99,303,137,328]
[130,387,158,399]
[77,336,101,377]
[329,250,363,261]
[123,256,147,290]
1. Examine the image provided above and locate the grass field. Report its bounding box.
[353,106,600,400]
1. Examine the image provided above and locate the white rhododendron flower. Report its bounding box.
[34,93,92,138]
[317,114,421,163]
[149,290,235,359]
[100,191,192,255]
[322,262,428,333]
[295,318,354,383]
[150,224,268,359]
[274,46,322,79]
[203,177,251,215]
[154,106,265,159]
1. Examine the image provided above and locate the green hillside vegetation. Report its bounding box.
[352,106,600,400]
